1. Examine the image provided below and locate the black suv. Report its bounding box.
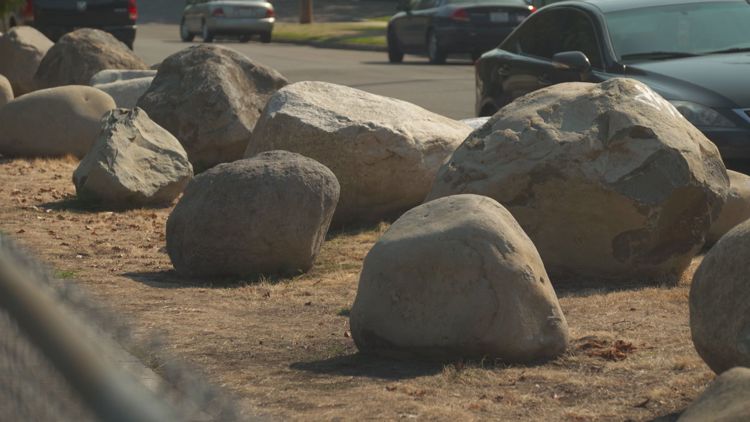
[23,0,138,49]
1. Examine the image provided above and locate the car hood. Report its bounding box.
[625,53,750,108]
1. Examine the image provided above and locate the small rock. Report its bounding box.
[678,367,750,421]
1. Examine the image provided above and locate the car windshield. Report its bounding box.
[444,0,527,5]
[605,2,750,62]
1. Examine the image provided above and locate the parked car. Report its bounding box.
[476,0,750,161]
[1,1,34,31]
[8,0,138,49]
[180,0,274,44]
[387,0,535,64]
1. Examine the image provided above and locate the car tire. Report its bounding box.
[180,19,195,42]
[387,27,404,63]
[202,21,214,43]
[260,31,272,43]
[239,35,252,43]
[427,30,446,64]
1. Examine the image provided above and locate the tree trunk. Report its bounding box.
[300,0,313,24]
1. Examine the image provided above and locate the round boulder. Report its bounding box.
[350,194,569,361]
[89,69,157,86]
[33,28,148,89]
[690,219,750,373]
[0,74,12,108]
[0,26,53,95]
[166,150,340,278]
[94,77,153,109]
[0,86,115,158]
[707,170,750,245]
[73,108,193,208]
[138,45,289,171]
[678,367,750,421]
[428,78,728,282]
[245,81,472,226]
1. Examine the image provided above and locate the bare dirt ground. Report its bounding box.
[0,157,715,421]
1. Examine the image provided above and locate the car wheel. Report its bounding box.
[387,27,404,63]
[180,19,195,42]
[260,31,272,43]
[427,30,446,64]
[239,35,252,43]
[201,21,214,43]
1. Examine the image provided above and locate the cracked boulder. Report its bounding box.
[707,170,750,246]
[166,150,340,278]
[690,219,750,374]
[138,45,288,171]
[0,86,115,158]
[428,78,728,283]
[350,194,569,361]
[33,29,148,89]
[678,367,750,421]
[244,81,472,226]
[73,108,193,208]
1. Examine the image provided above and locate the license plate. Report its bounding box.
[235,6,264,18]
[490,12,509,23]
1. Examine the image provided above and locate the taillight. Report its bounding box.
[451,8,470,22]
[22,0,34,20]
[528,5,537,13]
[127,0,137,20]
[212,7,225,17]
[265,8,275,18]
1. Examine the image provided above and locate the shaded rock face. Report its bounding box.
[245,81,472,226]
[707,170,750,245]
[33,29,148,89]
[0,26,53,95]
[690,219,750,374]
[138,45,288,170]
[678,367,750,422]
[428,78,728,282]
[73,108,193,208]
[94,77,153,109]
[89,69,157,86]
[350,194,569,361]
[0,86,115,158]
[0,75,12,108]
[166,151,340,278]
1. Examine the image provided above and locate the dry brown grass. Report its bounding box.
[0,157,715,421]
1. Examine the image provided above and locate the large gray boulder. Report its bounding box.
[166,151,340,278]
[678,367,750,422]
[0,26,53,95]
[707,170,750,245]
[138,45,288,171]
[690,219,750,374]
[73,108,193,208]
[245,81,472,226]
[0,86,115,158]
[428,78,728,283]
[33,29,148,89]
[0,74,12,108]
[350,194,569,361]
[94,77,153,109]
[89,69,157,86]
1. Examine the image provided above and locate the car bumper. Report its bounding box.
[36,24,135,43]
[435,25,515,54]
[207,17,274,34]
[702,128,750,160]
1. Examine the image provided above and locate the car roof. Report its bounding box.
[549,0,747,13]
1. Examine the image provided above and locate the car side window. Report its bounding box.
[415,0,437,10]
[512,8,605,69]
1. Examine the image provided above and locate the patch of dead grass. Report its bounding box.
[0,158,715,421]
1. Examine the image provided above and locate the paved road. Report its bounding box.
[135,24,477,119]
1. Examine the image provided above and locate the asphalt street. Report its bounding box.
[134,24,477,120]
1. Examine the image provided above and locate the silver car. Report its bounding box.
[180,0,275,43]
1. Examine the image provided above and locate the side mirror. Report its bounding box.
[553,51,591,73]
[397,0,413,12]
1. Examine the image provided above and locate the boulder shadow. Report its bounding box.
[553,276,683,298]
[40,196,175,214]
[290,352,443,381]
[123,269,297,290]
